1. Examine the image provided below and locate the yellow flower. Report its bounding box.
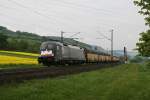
[0,55,38,64]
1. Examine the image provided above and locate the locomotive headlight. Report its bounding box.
[41,51,45,55]
[41,50,54,56]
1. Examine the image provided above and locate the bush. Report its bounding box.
[130,56,144,63]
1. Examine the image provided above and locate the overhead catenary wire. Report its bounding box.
[0,4,71,33]
[44,0,123,15]
[97,31,111,41]
[6,0,70,30]
[0,11,31,29]
[42,0,143,28]
[24,0,116,28]
[0,1,115,37]
[2,0,143,43]
[5,0,130,30]
[0,6,58,33]
[46,0,127,20]
[7,0,103,31]
[3,0,143,29]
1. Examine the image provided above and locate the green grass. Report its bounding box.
[0,63,150,100]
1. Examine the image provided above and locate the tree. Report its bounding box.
[7,38,21,50]
[134,0,150,57]
[19,40,29,51]
[134,0,150,26]
[130,55,144,63]
[0,26,7,30]
[0,33,8,49]
[136,30,150,56]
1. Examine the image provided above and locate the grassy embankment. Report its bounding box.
[0,50,41,69]
[0,63,150,100]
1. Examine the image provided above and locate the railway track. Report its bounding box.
[0,63,119,84]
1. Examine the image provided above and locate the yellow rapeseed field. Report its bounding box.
[0,55,38,64]
[0,50,39,57]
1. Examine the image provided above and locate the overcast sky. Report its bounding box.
[0,0,147,51]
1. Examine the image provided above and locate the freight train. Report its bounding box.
[38,41,120,66]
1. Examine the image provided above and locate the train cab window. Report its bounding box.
[48,44,54,50]
[40,43,54,50]
[40,43,47,50]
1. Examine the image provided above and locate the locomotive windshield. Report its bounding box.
[40,42,55,56]
[40,43,54,50]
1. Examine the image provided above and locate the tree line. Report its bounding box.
[0,26,41,53]
[134,0,150,57]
